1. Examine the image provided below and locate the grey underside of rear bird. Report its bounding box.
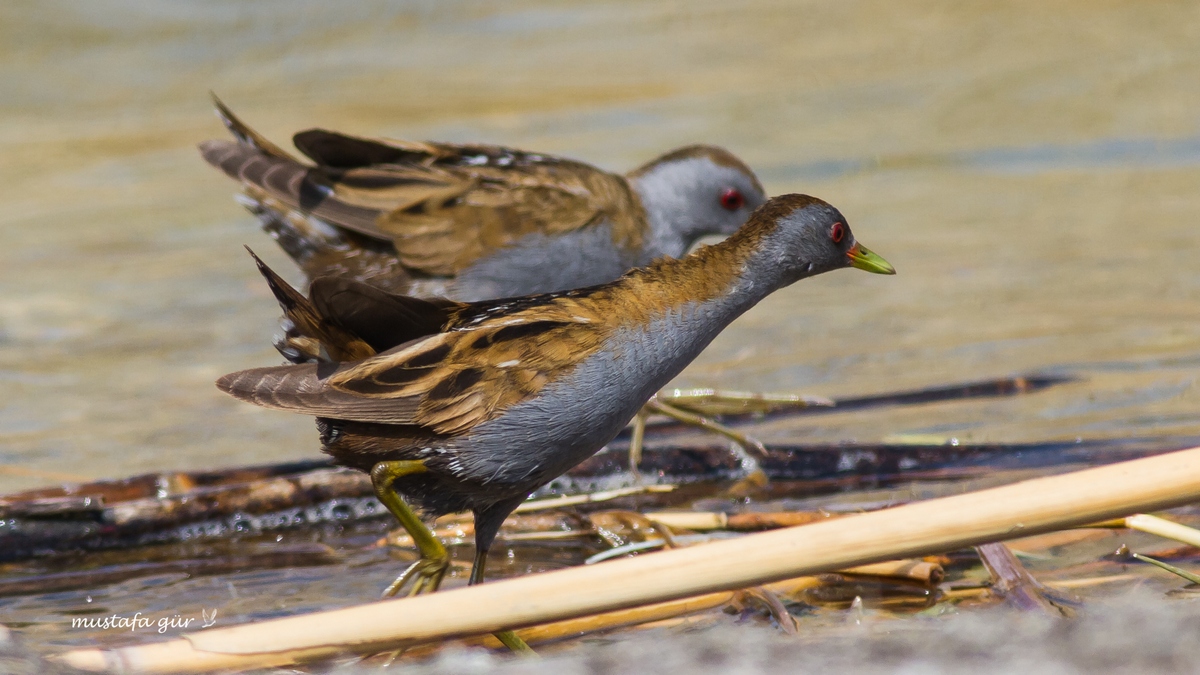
[416,222,643,301]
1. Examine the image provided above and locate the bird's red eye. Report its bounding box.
[719,188,745,211]
[830,222,846,244]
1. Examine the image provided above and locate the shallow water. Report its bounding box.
[3,0,1200,664]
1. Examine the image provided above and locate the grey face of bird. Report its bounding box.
[630,154,768,256]
[755,198,896,287]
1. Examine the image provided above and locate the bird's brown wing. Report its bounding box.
[290,130,648,276]
[217,292,611,435]
[245,247,376,362]
[200,100,647,278]
[244,248,469,362]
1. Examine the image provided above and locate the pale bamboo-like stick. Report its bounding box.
[1047,573,1139,589]
[646,510,831,531]
[840,559,942,583]
[645,511,728,530]
[409,575,826,656]
[514,485,675,512]
[1124,513,1200,548]
[57,445,1200,674]
[389,514,939,581]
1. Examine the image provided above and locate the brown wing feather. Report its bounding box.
[218,309,597,429]
[219,291,610,434]
[323,294,609,434]
[377,160,645,275]
[308,276,465,351]
[216,363,422,424]
[245,248,376,362]
[203,105,649,277]
[220,249,599,431]
[218,222,760,435]
[244,248,470,364]
[210,94,297,161]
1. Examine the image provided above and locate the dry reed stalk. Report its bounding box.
[840,559,943,583]
[57,445,1200,674]
[389,511,938,582]
[1047,573,1139,589]
[646,510,832,531]
[514,485,675,512]
[1124,513,1200,548]
[940,586,990,600]
[386,509,666,548]
[403,590,739,657]
[1006,528,1116,553]
[408,575,825,656]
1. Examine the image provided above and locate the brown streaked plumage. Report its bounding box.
[218,194,895,608]
[200,96,767,299]
[237,224,757,437]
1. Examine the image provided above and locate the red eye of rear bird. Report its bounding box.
[719,188,745,211]
[830,222,845,244]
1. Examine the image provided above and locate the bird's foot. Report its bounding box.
[382,554,450,598]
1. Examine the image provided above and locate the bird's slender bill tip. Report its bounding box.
[847,243,896,275]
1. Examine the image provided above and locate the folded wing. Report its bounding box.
[200,99,645,278]
[218,258,613,435]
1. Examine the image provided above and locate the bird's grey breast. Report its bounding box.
[448,221,636,301]
[449,302,730,491]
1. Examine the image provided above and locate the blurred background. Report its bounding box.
[3,0,1200,493]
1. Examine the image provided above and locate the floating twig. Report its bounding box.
[1131,553,1200,585]
[801,573,939,609]
[975,542,1069,616]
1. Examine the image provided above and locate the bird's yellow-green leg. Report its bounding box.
[370,460,449,598]
[469,547,536,655]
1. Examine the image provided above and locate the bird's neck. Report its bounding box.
[608,219,790,331]
[626,175,698,263]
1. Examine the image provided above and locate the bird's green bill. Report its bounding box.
[847,243,896,275]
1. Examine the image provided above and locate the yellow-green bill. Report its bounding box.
[848,243,896,275]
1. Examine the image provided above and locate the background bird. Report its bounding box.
[199,96,767,301]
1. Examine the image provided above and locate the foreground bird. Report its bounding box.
[217,195,894,634]
[199,97,767,300]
